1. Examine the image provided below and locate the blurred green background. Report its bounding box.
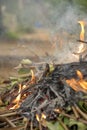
[0,0,87,39]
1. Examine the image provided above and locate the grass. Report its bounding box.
[5,31,19,41]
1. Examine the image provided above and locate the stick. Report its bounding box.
[0,125,25,130]
[5,117,16,127]
[75,104,87,120]
[77,39,87,44]
[0,109,15,115]
[57,117,69,130]
[0,111,18,117]
[30,121,33,130]
[39,120,42,130]
[11,116,23,122]
[0,116,16,127]
[72,106,80,119]
[54,109,87,125]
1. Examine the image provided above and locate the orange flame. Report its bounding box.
[78,21,86,53]
[78,21,85,41]
[66,70,87,93]
[10,84,22,109]
[9,70,36,110]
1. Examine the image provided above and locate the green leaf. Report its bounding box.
[78,101,87,113]
[63,117,69,125]
[18,68,31,75]
[46,121,64,130]
[69,119,87,130]
[49,64,55,73]
[21,59,32,65]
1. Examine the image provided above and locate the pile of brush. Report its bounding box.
[0,60,87,130]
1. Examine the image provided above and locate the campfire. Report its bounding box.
[0,21,87,130]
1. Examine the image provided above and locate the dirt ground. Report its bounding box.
[0,29,54,79]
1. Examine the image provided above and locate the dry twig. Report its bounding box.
[75,104,87,120]
[57,117,69,130]
[72,106,80,119]
[54,109,87,125]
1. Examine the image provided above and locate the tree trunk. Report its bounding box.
[0,4,5,36]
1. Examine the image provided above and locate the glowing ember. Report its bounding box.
[66,70,87,93]
[10,84,22,109]
[78,21,85,53]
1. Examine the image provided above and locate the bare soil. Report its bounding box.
[0,29,54,79]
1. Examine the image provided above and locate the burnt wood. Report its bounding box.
[19,61,87,121]
[54,61,87,79]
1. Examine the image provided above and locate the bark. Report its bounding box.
[0,3,5,36]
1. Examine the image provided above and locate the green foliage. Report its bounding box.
[46,121,64,130]
[73,0,87,7]
[17,59,32,75]
[73,0,87,12]
[5,31,19,40]
[69,119,87,130]
[45,0,87,12]
[78,101,87,113]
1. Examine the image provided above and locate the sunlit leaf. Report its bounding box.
[21,59,32,65]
